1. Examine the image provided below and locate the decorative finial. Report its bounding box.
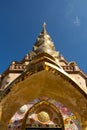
[43,22,46,32]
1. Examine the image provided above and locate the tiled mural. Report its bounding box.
[8,98,81,130]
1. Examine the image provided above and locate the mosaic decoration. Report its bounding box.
[28,98,40,104]
[8,99,40,130]
[8,98,81,130]
[8,119,22,130]
[37,111,50,123]
[47,98,81,130]
[17,105,28,115]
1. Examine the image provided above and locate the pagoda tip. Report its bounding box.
[43,22,46,31]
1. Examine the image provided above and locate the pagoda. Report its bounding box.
[0,23,87,130]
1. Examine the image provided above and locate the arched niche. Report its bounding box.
[8,98,81,130]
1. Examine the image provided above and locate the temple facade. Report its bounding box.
[0,23,87,130]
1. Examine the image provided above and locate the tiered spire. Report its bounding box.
[33,22,59,59]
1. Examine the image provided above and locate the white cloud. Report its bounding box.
[73,16,80,26]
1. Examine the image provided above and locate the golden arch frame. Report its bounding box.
[21,100,65,130]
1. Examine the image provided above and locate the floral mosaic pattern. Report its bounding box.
[47,98,81,130]
[8,98,81,130]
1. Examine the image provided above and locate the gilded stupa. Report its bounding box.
[0,23,87,130]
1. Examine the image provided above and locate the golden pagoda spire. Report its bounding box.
[32,23,59,59]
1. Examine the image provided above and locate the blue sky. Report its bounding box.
[0,0,87,74]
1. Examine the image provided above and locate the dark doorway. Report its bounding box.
[26,128,62,130]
